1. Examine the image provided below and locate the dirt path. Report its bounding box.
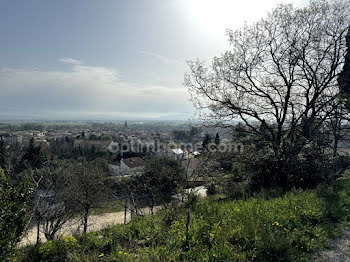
[20,207,152,247]
[20,210,129,246]
[313,230,350,262]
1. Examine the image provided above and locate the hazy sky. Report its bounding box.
[0,0,308,120]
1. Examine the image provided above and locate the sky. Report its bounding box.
[0,0,308,121]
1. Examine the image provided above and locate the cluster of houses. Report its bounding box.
[0,127,173,147]
[0,129,86,146]
[0,130,47,145]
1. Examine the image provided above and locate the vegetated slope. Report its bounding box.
[16,177,350,262]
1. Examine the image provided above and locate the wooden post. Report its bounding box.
[124,200,127,224]
[185,208,191,252]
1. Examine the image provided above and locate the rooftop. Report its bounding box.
[121,157,145,169]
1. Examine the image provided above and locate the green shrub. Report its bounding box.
[39,236,79,261]
[0,168,32,261]
[206,182,217,196]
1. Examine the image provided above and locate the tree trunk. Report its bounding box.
[130,209,134,221]
[124,201,127,224]
[83,207,89,233]
[150,198,154,215]
[333,136,339,158]
[36,220,40,245]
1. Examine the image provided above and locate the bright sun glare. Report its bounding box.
[185,0,238,36]
[184,0,301,37]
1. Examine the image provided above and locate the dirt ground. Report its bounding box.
[20,208,132,246]
[313,230,350,262]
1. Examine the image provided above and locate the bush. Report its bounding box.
[0,168,32,261]
[38,236,80,261]
[224,144,350,198]
[206,182,217,196]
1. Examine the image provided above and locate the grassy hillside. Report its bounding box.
[16,176,350,262]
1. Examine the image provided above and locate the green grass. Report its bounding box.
[15,177,350,262]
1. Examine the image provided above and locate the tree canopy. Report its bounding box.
[0,168,32,260]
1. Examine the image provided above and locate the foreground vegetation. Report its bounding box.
[14,173,350,262]
[3,0,350,261]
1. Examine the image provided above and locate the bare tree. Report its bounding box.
[28,162,77,242]
[141,157,185,212]
[40,168,76,241]
[107,178,132,224]
[67,159,109,233]
[108,157,187,221]
[185,0,350,158]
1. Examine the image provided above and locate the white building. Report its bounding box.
[171,148,185,160]
[120,157,145,175]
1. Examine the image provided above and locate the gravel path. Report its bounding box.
[313,230,350,262]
